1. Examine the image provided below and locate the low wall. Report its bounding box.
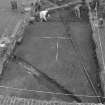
[88,8,105,98]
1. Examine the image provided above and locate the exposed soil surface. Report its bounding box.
[0,0,104,104]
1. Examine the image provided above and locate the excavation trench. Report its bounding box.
[0,2,104,103]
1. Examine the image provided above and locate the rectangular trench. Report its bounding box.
[0,2,104,104]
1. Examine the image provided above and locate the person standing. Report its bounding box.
[89,0,99,11]
[74,4,82,18]
[39,9,50,22]
[10,0,17,10]
[34,0,41,13]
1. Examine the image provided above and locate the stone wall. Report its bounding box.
[88,4,105,99]
[0,94,103,105]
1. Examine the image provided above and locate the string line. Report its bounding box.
[0,85,104,98]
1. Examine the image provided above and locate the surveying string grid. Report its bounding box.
[0,85,104,99]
